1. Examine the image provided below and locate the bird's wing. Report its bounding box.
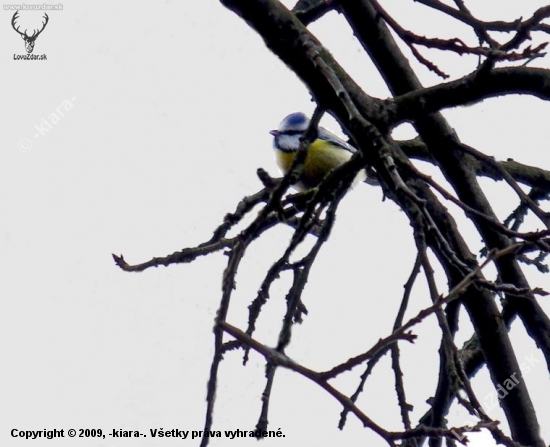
[317,126,356,153]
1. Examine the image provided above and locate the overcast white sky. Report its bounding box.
[1,1,550,446]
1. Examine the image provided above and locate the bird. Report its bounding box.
[270,112,366,191]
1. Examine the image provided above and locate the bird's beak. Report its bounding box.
[269,130,279,136]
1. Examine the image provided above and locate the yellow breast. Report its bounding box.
[274,139,353,191]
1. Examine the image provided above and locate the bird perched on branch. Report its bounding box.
[270,112,369,191]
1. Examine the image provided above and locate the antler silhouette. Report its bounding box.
[12,11,49,54]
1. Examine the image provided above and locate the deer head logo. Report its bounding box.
[12,11,49,54]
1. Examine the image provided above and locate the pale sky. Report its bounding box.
[1,1,550,446]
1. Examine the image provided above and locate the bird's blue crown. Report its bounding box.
[279,112,309,132]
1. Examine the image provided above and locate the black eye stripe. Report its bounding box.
[280,130,303,136]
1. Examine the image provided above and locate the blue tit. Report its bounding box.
[270,112,365,191]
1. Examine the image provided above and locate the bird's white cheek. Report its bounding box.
[276,134,300,152]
